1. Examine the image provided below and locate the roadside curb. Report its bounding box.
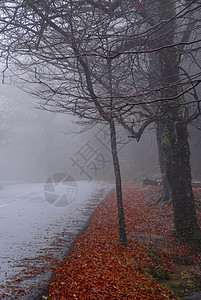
[22,183,114,300]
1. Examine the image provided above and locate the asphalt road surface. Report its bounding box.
[0,179,114,299]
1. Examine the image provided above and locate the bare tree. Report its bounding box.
[1,0,201,245]
[1,0,130,246]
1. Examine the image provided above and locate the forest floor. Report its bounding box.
[43,183,201,299]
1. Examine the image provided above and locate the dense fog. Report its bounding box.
[0,80,161,183]
[0,80,201,184]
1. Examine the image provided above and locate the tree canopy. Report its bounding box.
[1,0,201,244]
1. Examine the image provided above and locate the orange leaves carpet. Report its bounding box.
[45,184,201,299]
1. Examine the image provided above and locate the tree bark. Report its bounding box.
[162,123,201,242]
[158,0,201,243]
[156,124,172,203]
[148,28,172,203]
[110,119,128,247]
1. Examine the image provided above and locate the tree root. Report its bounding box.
[159,197,172,211]
[146,192,172,210]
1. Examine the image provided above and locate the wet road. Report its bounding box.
[0,180,114,299]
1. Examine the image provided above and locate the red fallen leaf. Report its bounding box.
[44,183,201,299]
[17,289,25,293]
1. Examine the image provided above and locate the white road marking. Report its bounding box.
[0,204,7,208]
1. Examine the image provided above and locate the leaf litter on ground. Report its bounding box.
[45,183,201,299]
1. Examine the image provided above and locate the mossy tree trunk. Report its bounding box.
[158,0,201,243]
[162,124,200,242]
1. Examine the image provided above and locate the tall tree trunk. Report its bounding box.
[148,34,171,202]
[158,0,201,243]
[109,119,128,246]
[162,124,201,242]
[156,124,171,202]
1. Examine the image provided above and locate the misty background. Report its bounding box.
[0,77,201,184]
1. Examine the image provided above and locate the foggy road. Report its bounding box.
[0,180,114,299]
